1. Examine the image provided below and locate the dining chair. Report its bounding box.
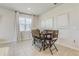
[51,30,59,52]
[43,30,59,55]
[31,29,40,45]
[31,29,44,51]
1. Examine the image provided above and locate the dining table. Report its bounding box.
[40,30,53,51]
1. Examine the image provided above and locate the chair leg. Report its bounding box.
[53,43,58,52]
[42,40,46,51]
[39,47,42,51]
[32,38,36,46]
[34,38,36,44]
[48,40,53,55]
[49,47,53,55]
[43,43,45,50]
[38,41,43,52]
[49,43,53,55]
[39,40,43,52]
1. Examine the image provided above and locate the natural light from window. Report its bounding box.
[19,16,32,31]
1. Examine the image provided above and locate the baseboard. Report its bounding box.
[56,42,79,51]
[0,40,17,45]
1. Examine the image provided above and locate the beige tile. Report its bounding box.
[0,39,79,56]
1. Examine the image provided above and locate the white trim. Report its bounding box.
[56,42,79,51]
[0,40,17,45]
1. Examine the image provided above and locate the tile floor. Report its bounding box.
[0,39,79,56]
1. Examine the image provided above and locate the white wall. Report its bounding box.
[0,7,17,43]
[32,15,40,29]
[0,7,39,43]
[39,4,79,50]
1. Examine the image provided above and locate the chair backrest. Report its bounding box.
[31,29,40,38]
[42,30,53,39]
[43,30,53,33]
[53,30,59,39]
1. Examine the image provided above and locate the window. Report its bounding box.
[19,16,32,31]
[41,18,53,29]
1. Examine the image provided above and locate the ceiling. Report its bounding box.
[0,3,61,15]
